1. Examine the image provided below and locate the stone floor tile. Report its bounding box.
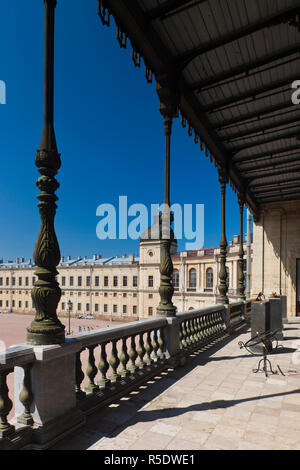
[203,434,239,450]
[149,422,182,437]
[128,431,173,450]
[166,438,202,450]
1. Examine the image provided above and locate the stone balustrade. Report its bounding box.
[0,300,251,450]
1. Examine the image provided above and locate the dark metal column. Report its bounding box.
[237,196,246,300]
[217,168,229,304]
[156,78,177,318]
[27,0,65,345]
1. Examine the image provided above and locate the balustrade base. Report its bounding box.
[0,424,32,451]
[29,408,85,447]
[0,424,15,439]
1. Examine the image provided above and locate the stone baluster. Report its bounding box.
[152,329,159,362]
[144,331,153,366]
[128,335,138,374]
[17,364,34,426]
[181,321,187,348]
[119,337,130,378]
[137,333,146,370]
[75,349,86,400]
[0,370,14,437]
[85,346,98,393]
[98,342,109,389]
[109,340,120,383]
[158,328,165,361]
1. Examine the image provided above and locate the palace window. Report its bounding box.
[113,305,117,313]
[77,276,82,287]
[62,276,66,286]
[104,304,108,313]
[133,306,137,314]
[148,307,153,316]
[148,275,154,287]
[189,268,196,289]
[104,276,108,287]
[70,276,74,287]
[123,276,127,287]
[133,276,138,287]
[113,276,118,287]
[172,269,179,288]
[123,305,127,314]
[95,276,99,287]
[206,268,213,289]
[86,276,91,287]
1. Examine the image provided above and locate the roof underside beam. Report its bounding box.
[214,102,295,129]
[221,114,300,142]
[256,186,300,197]
[233,144,300,163]
[175,5,300,68]
[245,164,300,180]
[146,0,208,21]
[249,173,300,188]
[232,129,300,154]
[239,153,300,172]
[258,193,300,203]
[254,182,300,194]
[188,43,300,92]
[203,73,299,112]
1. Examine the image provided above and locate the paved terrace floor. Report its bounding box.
[52,323,300,451]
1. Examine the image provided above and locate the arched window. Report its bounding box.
[172,269,179,288]
[206,268,213,288]
[189,268,196,288]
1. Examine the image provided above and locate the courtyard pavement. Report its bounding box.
[52,322,300,451]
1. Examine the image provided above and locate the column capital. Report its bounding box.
[156,74,178,119]
[217,165,228,186]
[237,193,245,208]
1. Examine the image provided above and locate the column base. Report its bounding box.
[27,320,65,345]
[156,306,177,317]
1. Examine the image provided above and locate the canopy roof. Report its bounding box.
[99,0,300,217]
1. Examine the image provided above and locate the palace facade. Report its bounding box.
[0,232,250,320]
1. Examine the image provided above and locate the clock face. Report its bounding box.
[148,250,154,257]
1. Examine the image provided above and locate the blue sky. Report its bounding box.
[0,0,247,261]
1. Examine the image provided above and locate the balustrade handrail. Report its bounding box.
[176,303,226,321]
[70,317,168,348]
[0,345,34,372]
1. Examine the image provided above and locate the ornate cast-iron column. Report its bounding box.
[156,78,177,318]
[237,196,246,300]
[217,168,229,304]
[27,0,65,345]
